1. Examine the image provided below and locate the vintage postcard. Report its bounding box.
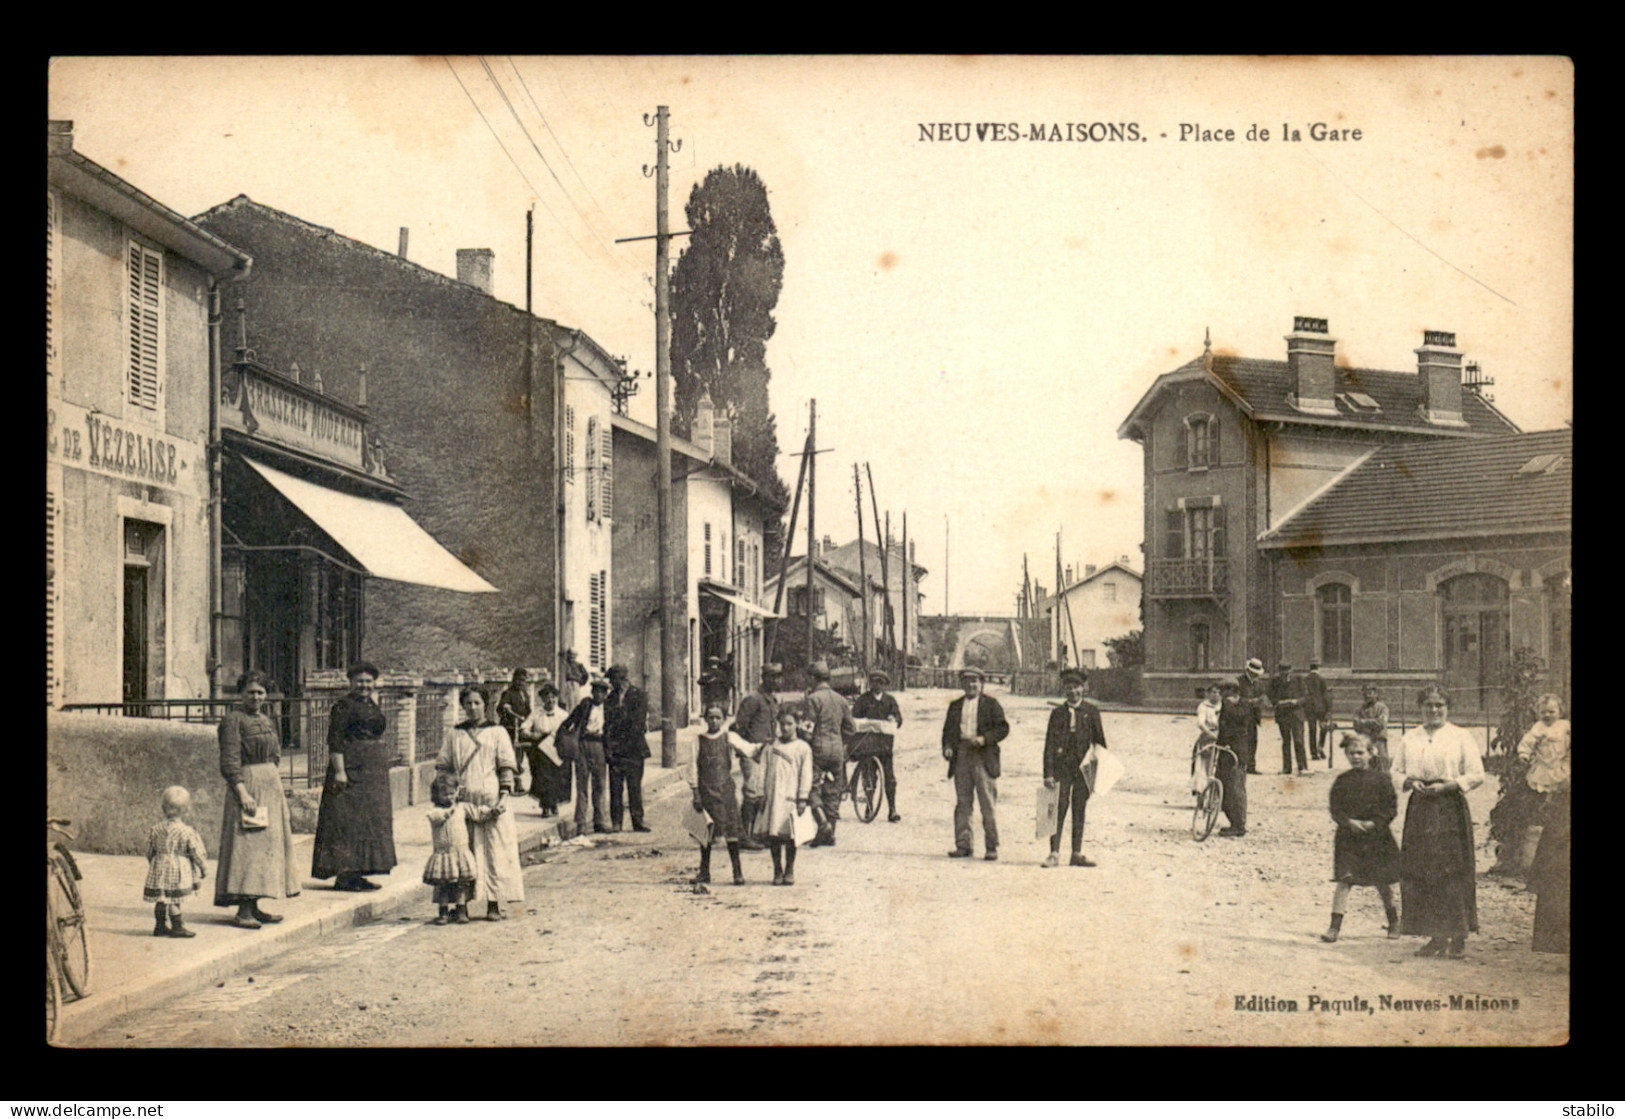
[47,56,1571,1048]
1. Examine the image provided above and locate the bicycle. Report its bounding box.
[1190,743,1237,842]
[46,946,60,1043]
[47,817,91,1003]
[847,752,885,823]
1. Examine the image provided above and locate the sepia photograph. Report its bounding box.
[45,55,1572,1048]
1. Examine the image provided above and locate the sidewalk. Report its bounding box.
[56,736,683,1045]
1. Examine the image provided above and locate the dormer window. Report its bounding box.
[1517,453,1565,476]
[1177,414,1219,470]
[1337,391,1382,415]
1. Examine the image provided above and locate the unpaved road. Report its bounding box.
[80,688,1568,1047]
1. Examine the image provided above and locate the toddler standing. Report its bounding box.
[144,786,209,938]
[422,773,496,925]
[1320,734,1400,942]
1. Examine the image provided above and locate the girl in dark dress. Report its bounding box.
[685,703,761,886]
[1320,733,1400,942]
[311,661,397,890]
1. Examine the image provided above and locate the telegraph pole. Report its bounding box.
[804,400,818,678]
[652,107,680,766]
[853,463,870,675]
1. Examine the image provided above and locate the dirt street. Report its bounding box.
[79,688,1568,1047]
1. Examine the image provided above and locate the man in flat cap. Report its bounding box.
[1302,659,1331,762]
[851,668,904,822]
[732,664,783,846]
[801,660,856,847]
[605,665,651,832]
[1268,660,1308,776]
[1237,657,1268,774]
[1042,668,1107,867]
[942,666,1010,860]
[560,676,613,834]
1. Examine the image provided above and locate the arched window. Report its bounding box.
[1317,583,1352,666]
[1176,414,1220,470]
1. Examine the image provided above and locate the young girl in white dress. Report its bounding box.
[422,773,497,925]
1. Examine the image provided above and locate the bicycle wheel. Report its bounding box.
[1192,779,1222,842]
[48,854,90,998]
[853,756,883,823]
[46,949,60,1044]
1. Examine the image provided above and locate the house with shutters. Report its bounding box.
[1117,316,1522,710]
[1038,559,1143,670]
[47,121,253,707]
[610,394,780,724]
[1259,427,1570,718]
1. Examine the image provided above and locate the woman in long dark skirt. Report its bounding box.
[1392,684,1485,959]
[1530,780,1570,952]
[311,661,397,890]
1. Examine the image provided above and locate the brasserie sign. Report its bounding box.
[223,364,366,471]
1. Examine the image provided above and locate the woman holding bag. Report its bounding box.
[437,687,525,919]
[215,670,301,928]
[519,682,571,816]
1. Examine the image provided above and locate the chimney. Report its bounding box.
[692,391,715,454]
[1065,565,1074,585]
[398,227,410,259]
[713,414,732,466]
[1085,564,1097,579]
[1416,329,1467,426]
[1285,316,1338,416]
[822,535,833,556]
[456,248,494,295]
[48,120,74,155]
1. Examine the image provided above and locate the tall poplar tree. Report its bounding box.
[670,165,789,516]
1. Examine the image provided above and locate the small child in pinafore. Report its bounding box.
[144,786,209,938]
[422,774,495,925]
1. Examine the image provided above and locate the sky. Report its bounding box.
[49,56,1574,616]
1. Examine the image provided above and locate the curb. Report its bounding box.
[55,761,683,1046]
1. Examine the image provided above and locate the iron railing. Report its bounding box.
[1147,558,1229,596]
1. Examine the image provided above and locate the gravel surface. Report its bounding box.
[79,688,1568,1047]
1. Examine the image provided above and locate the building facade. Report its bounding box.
[1260,428,1571,719]
[822,536,928,665]
[611,398,778,724]
[1040,559,1143,670]
[1118,317,1520,709]
[193,197,620,680]
[47,122,252,707]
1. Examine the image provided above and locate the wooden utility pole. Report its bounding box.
[853,463,870,676]
[525,205,534,314]
[865,464,889,672]
[765,428,812,664]
[900,510,909,690]
[944,515,950,615]
[653,106,679,766]
[804,400,818,678]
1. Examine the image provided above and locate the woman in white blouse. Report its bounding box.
[436,688,525,920]
[1391,685,1484,958]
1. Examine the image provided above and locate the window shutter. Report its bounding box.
[46,490,56,705]
[1211,504,1227,557]
[47,192,56,375]
[1209,418,1220,467]
[704,522,712,576]
[1164,508,1184,559]
[1173,423,1188,469]
[600,424,614,520]
[563,405,576,482]
[585,417,599,519]
[127,241,162,410]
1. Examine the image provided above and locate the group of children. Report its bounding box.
[686,703,815,887]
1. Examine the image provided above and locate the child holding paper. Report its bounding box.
[685,703,762,885]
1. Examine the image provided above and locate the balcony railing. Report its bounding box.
[1148,557,1229,596]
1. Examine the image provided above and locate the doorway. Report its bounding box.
[1440,573,1510,715]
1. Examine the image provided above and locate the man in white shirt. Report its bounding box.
[941,667,1010,860]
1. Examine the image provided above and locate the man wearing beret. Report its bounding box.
[851,669,904,823]
[1042,668,1107,867]
[942,667,1010,860]
[802,660,856,847]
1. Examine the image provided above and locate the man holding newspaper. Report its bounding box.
[1041,668,1111,868]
